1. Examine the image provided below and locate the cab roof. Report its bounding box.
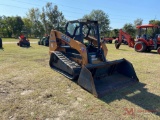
[136,24,160,28]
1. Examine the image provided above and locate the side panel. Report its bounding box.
[49,30,88,65]
[49,30,58,54]
[137,38,150,46]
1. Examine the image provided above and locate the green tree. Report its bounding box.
[27,8,44,37]
[0,16,24,37]
[3,16,13,37]
[149,20,160,26]
[112,29,119,37]
[134,18,143,26]
[147,20,160,37]
[12,16,24,37]
[83,10,110,35]
[40,7,48,34]
[23,18,32,37]
[33,21,44,37]
[107,29,119,38]
[0,16,6,37]
[123,23,136,37]
[44,3,67,33]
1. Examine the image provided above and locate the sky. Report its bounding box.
[0,0,160,29]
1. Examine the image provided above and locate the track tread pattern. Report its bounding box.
[54,51,80,68]
[50,51,81,79]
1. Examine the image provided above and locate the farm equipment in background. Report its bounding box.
[17,35,30,47]
[134,24,160,54]
[49,19,139,98]
[101,30,117,44]
[38,35,50,46]
[115,24,160,54]
[101,37,115,44]
[0,37,2,48]
[115,29,135,49]
[115,38,128,45]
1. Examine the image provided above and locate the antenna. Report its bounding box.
[154,15,157,20]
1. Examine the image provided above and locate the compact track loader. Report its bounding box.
[49,20,139,98]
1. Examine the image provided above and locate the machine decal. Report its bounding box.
[81,47,86,52]
[61,34,70,43]
[50,40,56,42]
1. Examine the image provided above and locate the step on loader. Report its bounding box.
[49,19,139,98]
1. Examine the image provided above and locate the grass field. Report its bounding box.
[0,41,160,120]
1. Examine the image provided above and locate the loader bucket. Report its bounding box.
[78,59,139,98]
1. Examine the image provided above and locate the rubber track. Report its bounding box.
[50,51,81,80]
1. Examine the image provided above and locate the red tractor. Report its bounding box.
[116,24,160,54]
[134,24,160,54]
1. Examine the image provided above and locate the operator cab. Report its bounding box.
[65,19,105,64]
[65,20,99,45]
[136,24,160,40]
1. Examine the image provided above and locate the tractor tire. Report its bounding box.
[27,43,30,47]
[0,38,2,48]
[38,41,40,45]
[115,43,120,49]
[134,42,146,52]
[19,43,22,47]
[157,47,160,54]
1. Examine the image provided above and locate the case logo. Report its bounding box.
[61,34,70,43]
[50,40,56,42]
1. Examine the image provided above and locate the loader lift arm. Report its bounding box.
[115,29,135,49]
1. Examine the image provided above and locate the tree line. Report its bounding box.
[0,2,66,38]
[0,2,160,38]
